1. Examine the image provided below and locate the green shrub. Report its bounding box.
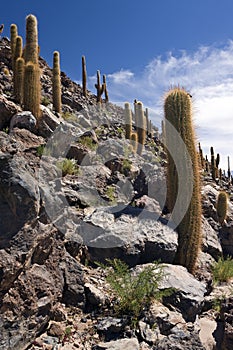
[78,136,97,151]
[121,158,132,175]
[62,111,77,122]
[105,185,116,203]
[56,158,79,176]
[212,256,233,284]
[99,259,171,326]
[41,95,51,106]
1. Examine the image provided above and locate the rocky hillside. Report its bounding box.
[0,35,233,350]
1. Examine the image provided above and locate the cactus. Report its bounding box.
[103,74,109,102]
[10,24,18,70]
[205,155,210,173]
[216,191,228,225]
[227,156,231,179]
[23,62,41,118]
[210,146,216,181]
[136,102,146,155]
[124,102,132,139]
[82,55,87,97]
[95,70,105,103]
[52,51,62,113]
[198,142,204,169]
[130,132,138,153]
[15,57,24,104]
[13,36,23,97]
[24,14,39,64]
[145,108,149,135]
[164,87,202,274]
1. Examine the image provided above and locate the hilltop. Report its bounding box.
[0,34,233,350]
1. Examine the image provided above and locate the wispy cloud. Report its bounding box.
[92,41,233,170]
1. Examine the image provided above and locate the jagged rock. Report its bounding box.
[10,127,45,151]
[85,283,107,307]
[93,337,140,350]
[0,154,40,246]
[158,264,206,322]
[219,222,233,256]
[10,111,37,132]
[0,95,20,129]
[78,207,178,266]
[199,316,217,350]
[202,216,222,260]
[138,320,160,345]
[37,105,61,137]
[202,184,219,221]
[67,143,89,164]
[96,317,127,337]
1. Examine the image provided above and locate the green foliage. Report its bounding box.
[2,127,9,134]
[216,191,228,225]
[164,87,202,274]
[78,136,97,151]
[121,158,132,176]
[212,256,233,284]
[41,95,51,106]
[62,111,77,122]
[105,185,116,203]
[99,259,171,326]
[52,51,62,113]
[56,158,79,176]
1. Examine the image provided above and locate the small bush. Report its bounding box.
[212,256,233,284]
[41,95,51,106]
[78,136,97,151]
[99,259,171,326]
[121,158,132,175]
[105,185,116,203]
[56,158,79,176]
[62,111,77,122]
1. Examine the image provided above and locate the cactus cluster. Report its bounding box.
[164,87,202,274]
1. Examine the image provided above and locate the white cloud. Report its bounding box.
[102,41,233,170]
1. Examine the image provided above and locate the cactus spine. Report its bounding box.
[103,74,109,102]
[52,51,62,113]
[124,102,132,139]
[15,57,25,104]
[82,55,87,97]
[95,70,105,103]
[216,191,228,225]
[136,102,146,155]
[164,87,202,274]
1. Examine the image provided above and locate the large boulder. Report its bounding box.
[0,95,20,130]
[10,111,37,132]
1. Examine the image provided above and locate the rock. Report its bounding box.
[67,143,89,164]
[96,317,127,338]
[78,207,177,266]
[10,127,45,151]
[38,105,61,137]
[0,95,20,129]
[219,221,233,256]
[158,264,206,322]
[10,111,37,132]
[138,320,160,345]
[60,253,85,308]
[202,216,222,260]
[85,283,106,307]
[47,322,65,337]
[0,154,40,246]
[135,195,162,214]
[93,338,140,350]
[199,316,217,350]
[202,184,219,221]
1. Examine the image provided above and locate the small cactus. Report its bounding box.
[216,191,228,225]
[130,132,138,153]
[95,70,105,103]
[52,51,62,113]
[136,102,146,155]
[82,55,87,97]
[124,102,132,140]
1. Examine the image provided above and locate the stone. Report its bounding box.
[202,216,222,260]
[93,338,140,350]
[0,95,20,129]
[219,221,233,256]
[10,111,37,132]
[84,283,106,307]
[38,105,61,137]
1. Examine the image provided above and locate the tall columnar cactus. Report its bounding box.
[13,36,23,98]
[164,87,202,274]
[10,24,18,70]
[24,14,39,64]
[130,132,138,153]
[82,55,87,97]
[216,191,228,225]
[15,57,25,104]
[198,142,204,169]
[145,108,149,135]
[103,74,109,103]
[24,62,41,118]
[210,146,216,181]
[205,155,210,173]
[124,102,132,139]
[52,51,62,113]
[136,102,146,155]
[227,156,231,179]
[95,70,105,103]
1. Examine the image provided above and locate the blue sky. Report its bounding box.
[2,0,233,169]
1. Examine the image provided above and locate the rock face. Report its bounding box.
[0,95,20,129]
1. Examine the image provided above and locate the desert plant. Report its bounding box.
[124,102,132,139]
[23,61,41,118]
[10,24,18,69]
[56,158,79,176]
[130,132,138,153]
[103,74,109,102]
[62,111,77,122]
[164,87,202,274]
[210,146,216,181]
[15,57,24,104]
[216,191,228,225]
[100,259,171,326]
[95,70,105,103]
[212,256,233,284]
[52,51,62,113]
[78,136,97,151]
[41,95,51,106]
[82,55,87,97]
[136,101,146,155]
[24,14,39,64]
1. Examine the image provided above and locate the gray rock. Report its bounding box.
[219,221,233,256]
[38,105,61,137]
[0,95,20,129]
[158,264,206,322]
[93,338,140,350]
[202,216,222,260]
[85,283,106,307]
[10,111,37,132]
[78,207,178,266]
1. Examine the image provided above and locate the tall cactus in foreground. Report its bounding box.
[136,101,146,155]
[24,14,39,64]
[52,51,62,113]
[24,62,41,118]
[124,102,132,139]
[216,191,228,225]
[82,55,87,97]
[164,87,202,274]
[10,24,18,70]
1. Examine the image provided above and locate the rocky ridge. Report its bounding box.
[0,36,233,349]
